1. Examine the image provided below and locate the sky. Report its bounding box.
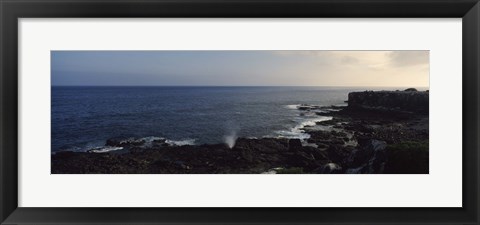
[51,51,429,87]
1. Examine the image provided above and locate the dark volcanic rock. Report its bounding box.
[348,90,428,114]
[383,141,429,174]
[316,163,342,174]
[308,130,347,147]
[288,139,303,151]
[234,138,289,153]
[345,139,387,173]
[106,137,145,147]
[53,137,335,174]
[287,146,329,170]
[52,90,429,174]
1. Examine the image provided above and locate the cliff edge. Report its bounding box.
[348,89,429,114]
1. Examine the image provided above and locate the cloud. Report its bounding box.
[273,50,429,68]
[340,55,359,64]
[388,51,429,67]
[52,50,429,87]
[271,50,328,57]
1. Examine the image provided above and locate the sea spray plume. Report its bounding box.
[224,131,238,148]
[223,121,240,148]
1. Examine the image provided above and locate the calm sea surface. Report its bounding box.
[52,86,407,152]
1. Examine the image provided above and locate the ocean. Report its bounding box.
[51,86,403,152]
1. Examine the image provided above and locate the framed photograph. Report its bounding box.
[1,0,479,224]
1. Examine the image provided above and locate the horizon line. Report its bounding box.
[51,85,429,88]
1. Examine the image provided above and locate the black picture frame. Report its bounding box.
[1,0,479,224]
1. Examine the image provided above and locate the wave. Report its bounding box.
[87,146,124,153]
[285,104,302,109]
[61,102,339,153]
[136,136,196,146]
[274,116,333,140]
[165,138,196,146]
[81,136,196,153]
[139,136,165,142]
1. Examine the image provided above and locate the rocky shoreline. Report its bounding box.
[52,90,429,174]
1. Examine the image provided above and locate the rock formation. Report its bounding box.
[348,90,428,114]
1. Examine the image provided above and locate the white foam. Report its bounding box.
[139,136,164,142]
[285,104,301,109]
[60,146,82,152]
[301,117,333,127]
[325,108,341,112]
[88,146,124,153]
[274,116,333,140]
[275,130,311,140]
[165,138,196,146]
[299,111,318,117]
[138,136,166,147]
